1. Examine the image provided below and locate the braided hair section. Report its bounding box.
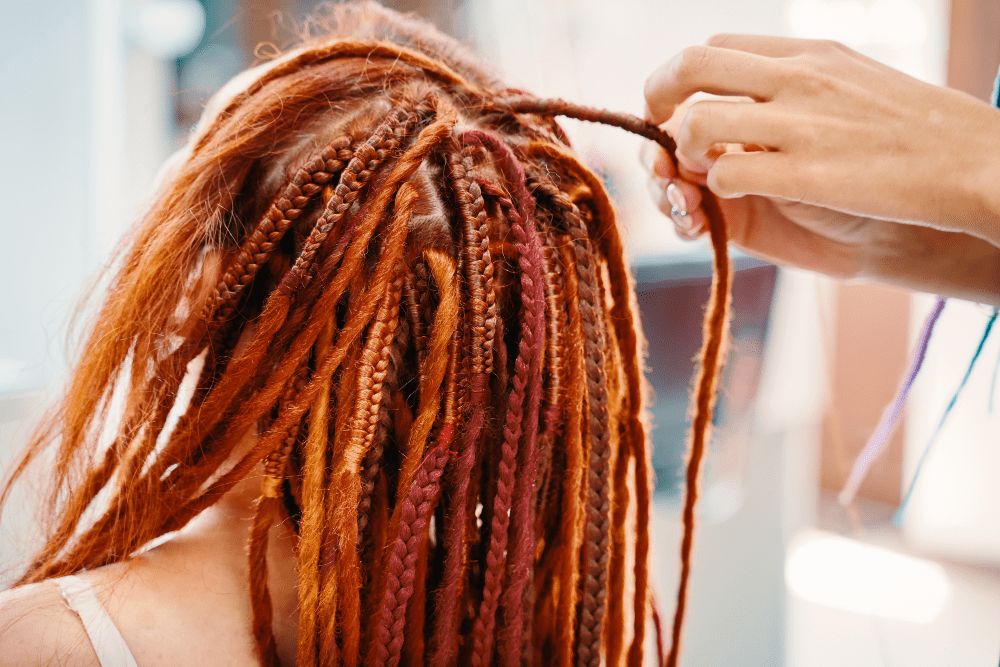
[5,18,734,667]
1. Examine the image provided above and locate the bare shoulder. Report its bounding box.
[0,580,100,667]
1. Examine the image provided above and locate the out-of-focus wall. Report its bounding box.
[0,0,97,580]
[0,0,94,394]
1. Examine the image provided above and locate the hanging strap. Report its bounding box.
[58,575,140,667]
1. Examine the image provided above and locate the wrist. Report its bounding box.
[866,224,1000,306]
[964,111,1000,248]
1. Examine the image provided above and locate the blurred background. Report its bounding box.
[2,0,1000,664]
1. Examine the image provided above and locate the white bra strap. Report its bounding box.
[58,575,140,667]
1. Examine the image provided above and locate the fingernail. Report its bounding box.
[666,182,687,216]
[666,183,698,234]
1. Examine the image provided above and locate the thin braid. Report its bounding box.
[523,231,565,665]
[497,96,677,158]
[297,317,337,666]
[369,247,460,667]
[499,212,545,667]
[652,587,666,667]
[412,261,432,377]
[402,267,424,372]
[665,192,731,667]
[358,316,410,534]
[371,437,453,667]
[528,174,612,667]
[329,266,404,667]
[520,102,732,666]
[554,237,587,667]
[600,282,630,667]
[249,360,311,667]
[404,329,462,667]
[446,145,488,379]
[471,321,524,665]
[316,302,368,663]
[159,111,457,532]
[465,137,547,667]
[463,132,543,667]
[534,234,565,536]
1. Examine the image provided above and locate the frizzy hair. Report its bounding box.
[1,3,731,667]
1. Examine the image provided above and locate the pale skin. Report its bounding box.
[0,325,300,666]
[0,462,300,666]
[644,34,1000,305]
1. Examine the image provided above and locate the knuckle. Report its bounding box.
[814,39,845,55]
[672,45,711,83]
[679,101,712,142]
[709,166,736,198]
[709,155,743,198]
[642,71,662,105]
[776,61,838,97]
[706,33,736,48]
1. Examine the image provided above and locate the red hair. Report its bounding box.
[1,3,730,666]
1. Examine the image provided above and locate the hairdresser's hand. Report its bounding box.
[643,34,1000,304]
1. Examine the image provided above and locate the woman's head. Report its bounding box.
[3,3,731,666]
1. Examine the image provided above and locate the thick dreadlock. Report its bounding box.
[1,3,730,666]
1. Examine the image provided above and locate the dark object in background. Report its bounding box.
[633,252,777,509]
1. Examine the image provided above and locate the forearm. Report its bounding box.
[864,224,1000,306]
[968,139,1000,249]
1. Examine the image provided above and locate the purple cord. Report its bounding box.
[837,297,946,506]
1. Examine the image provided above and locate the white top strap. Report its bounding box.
[58,575,140,667]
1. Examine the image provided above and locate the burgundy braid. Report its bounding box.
[463,129,545,667]
[470,153,547,667]
[426,144,496,667]
[370,431,454,667]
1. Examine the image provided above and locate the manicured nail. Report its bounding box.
[666,182,686,216]
[665,182,695,231]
